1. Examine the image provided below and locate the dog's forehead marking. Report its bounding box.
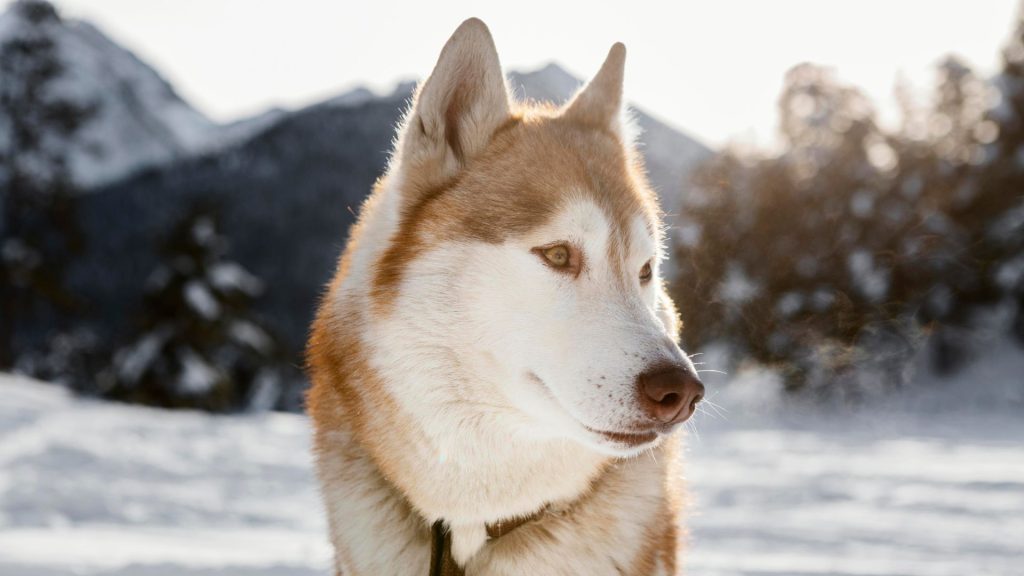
[372,114,662,310]
[555,197,612,274]
[545,196,657,282]
[561,196,609,236]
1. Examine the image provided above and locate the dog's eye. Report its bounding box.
[532,243,581,276]
[544,245,570,267]
[639,261,653,283]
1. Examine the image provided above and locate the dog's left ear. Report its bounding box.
[398,18,511,191]
[563,42,626,132]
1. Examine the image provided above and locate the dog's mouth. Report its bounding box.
[585,427,660,447]
[526,371,662,449]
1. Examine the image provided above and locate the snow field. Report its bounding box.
[1,373,1022,575]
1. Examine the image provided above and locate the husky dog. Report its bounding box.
[307,18,704,576]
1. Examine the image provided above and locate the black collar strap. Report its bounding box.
[428,508,546,576]
[429,521,462,576]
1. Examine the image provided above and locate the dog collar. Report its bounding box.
[428,508,546,576]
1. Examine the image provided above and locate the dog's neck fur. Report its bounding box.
[329,176,611,563]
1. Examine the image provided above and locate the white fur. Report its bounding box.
[351,196,687,556]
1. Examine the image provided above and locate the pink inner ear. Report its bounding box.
[396,18,511,197]
[444,79,474,162]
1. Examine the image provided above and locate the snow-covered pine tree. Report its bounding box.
[0,0,93,368]
[103,205,284,412]
[913,8,1024,369]
[893,56,995,372]
[969,5,1024,345]
[673,64,920,397]
[672,32,1024,394]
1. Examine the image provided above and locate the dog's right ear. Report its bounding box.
[562,43,626,133]
[397,18,511,193]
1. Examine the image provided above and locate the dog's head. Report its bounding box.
[372,19,703,457]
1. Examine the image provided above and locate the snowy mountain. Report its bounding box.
[0,0,711,204]
[0,0,711,197]
[73,90,405,355]
[2,370,1022,575]
[0,1,270,189]
[67,70,710,357]
[313,64,713,215]
[4,1,713,359]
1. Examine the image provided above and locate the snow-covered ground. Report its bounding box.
[1,370,1022,576]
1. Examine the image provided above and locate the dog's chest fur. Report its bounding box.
[310,382,683,575]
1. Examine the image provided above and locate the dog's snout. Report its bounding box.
[636,364,704,424]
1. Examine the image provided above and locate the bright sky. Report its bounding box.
[43,0,1022,148]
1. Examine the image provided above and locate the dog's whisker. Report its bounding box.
[695,403,719,421]
[685,419,701,442]
[694,406,711,420]
[702,401,728,420]
[700,394,729,417]
[701,395,728,410]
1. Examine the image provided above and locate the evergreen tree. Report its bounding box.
[965,5,1024,344]
[672,8,1024,395]
[903,11,1024,368]
[0,0,93,368]
[103,206,284,412]
[893,56,994,371]
[674,64,921,396]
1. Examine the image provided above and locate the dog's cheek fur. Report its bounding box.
[361,244,612,521]
[489,205,681,438]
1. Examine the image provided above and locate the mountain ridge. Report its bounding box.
[0,1,221,187]
[2,0,713,358]
[0,1,710,198]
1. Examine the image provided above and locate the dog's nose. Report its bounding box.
[637,364,704,424]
